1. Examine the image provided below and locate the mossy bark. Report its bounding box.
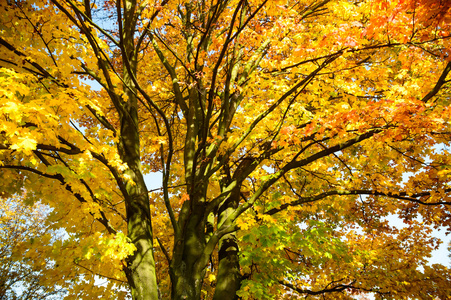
[120,1,159,298]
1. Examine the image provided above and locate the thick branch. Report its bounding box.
[265,188,451,215]
[279,280,354,295]
[421,61,451,103]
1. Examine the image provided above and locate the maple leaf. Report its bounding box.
[10,137,37,153]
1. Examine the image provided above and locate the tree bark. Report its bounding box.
[120,1,159,298]
[119,81,159,300]
[122,165,159,300]
[170,202,208,300]
[213,232,241,300]
[212,191,242,300]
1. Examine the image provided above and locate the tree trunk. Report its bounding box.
[119,97,159,300]
[212,191,242,300]
[213,232,241,300]
[123,171,159,300]
[119,1,159,298]
[170,203,208,300]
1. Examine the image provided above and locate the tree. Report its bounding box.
[0,194,66,300]
[1,0,451,299]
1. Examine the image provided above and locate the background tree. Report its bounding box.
[0,194,67,300]
[1,0,451,299]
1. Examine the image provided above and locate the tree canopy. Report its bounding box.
[1,0,451,299]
